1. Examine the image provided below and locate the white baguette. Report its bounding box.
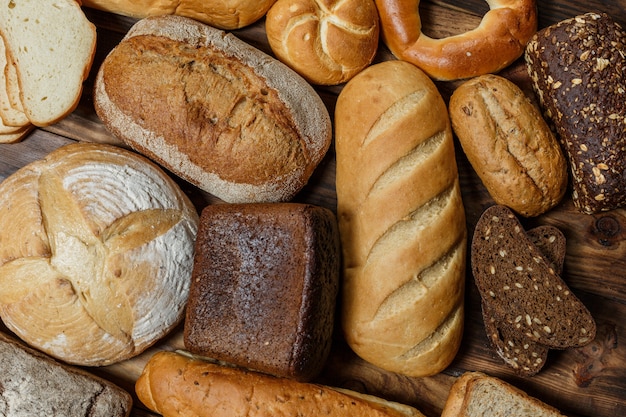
[94,15,331,203]
[136,350,426,417]
[335,60,467,377]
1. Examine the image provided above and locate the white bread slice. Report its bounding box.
[0,0,96,126]
[441,372,566,417]
[0,35,29,128]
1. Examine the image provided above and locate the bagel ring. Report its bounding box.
[375,0,537,81]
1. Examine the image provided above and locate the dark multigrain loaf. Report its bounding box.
[471,205,596,350]
[184,203,340,382]
[0,331,132,416]
[481,225,566,376]
[525,13,626,214]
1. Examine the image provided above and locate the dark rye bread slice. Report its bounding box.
[525,13,626,214]
[471,205,596,349]
[481,225,566,376]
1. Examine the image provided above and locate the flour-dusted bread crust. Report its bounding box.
[441,372,566,417]
[0,331,132,417]
[135,350,426,417]
[0,143,199,366]
[335,60,467,377]
[0,0,96,126]
[526,13,626,213]
[94,15,332,204]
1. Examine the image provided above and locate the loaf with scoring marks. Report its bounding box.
[335,60,467,377]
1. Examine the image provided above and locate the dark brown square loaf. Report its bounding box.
[471,205,596,350]
[525,13,626,214]
[481,225,566,376]
[183,203,340,382]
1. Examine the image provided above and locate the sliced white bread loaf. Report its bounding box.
[0,0,96,126]
[0,35,29,127]
[441,372,566,417]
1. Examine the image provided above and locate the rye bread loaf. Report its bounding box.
[481,225,566,376]
[94,15,332,204]
[335,60,467,377]
[184,203,340,382]
[441,371,566,417]
[0,330,132,417]
[525,12,626,214]
[471,205,595,349]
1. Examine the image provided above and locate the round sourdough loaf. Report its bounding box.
[94,15,332,204]
[265,0,379,85]
[0,143,199,366]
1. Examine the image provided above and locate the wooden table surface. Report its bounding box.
[1,1,626,416]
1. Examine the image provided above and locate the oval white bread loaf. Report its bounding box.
[82,0,277,30]
[335,60,467,377]
[94,15,332,204]
[265,0,379,85]
[135,350,426,417]
[0,143,198,366]
[0,0,96,126]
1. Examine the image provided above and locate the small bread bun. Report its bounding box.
[0,143,199,366]
[265,0,379,85]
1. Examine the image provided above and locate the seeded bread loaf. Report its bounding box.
[335,60,467,377]
[94,15,332,204]
[481,225,566,376]
[449,74,568,217]
[471,205,595,349]
[525,13,626,214]
[184,203,340,382]
[0,331,132,417]
[441,371,566,417]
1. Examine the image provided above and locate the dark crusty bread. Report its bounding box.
[441,371,566,417]
[184,203,340,382]
[481,225,565,376]
[94,15,332,204]
[525,13,626,214]
[0,330,132,416]
[471,205,596,349]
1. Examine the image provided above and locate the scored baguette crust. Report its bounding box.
[94,15,331,204]
[335,60,467,377]
[441,372,566,417]
[375,0,538,80]
[0,331,132,417]
[135,350,426,417]
[82,0,277,29]
[449,74,568,217]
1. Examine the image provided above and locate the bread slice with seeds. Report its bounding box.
[471,205,595,349]
[481,225,566,376]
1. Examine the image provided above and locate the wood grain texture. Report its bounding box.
[1,2,625,416]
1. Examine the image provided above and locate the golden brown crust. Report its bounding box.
[82,0,276,29]
[375,0,538,81]
[136,351,426,417]
[265,0,379,85]
[449,74,568,217]
[94,15,331,204]
[335,60,466,377]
